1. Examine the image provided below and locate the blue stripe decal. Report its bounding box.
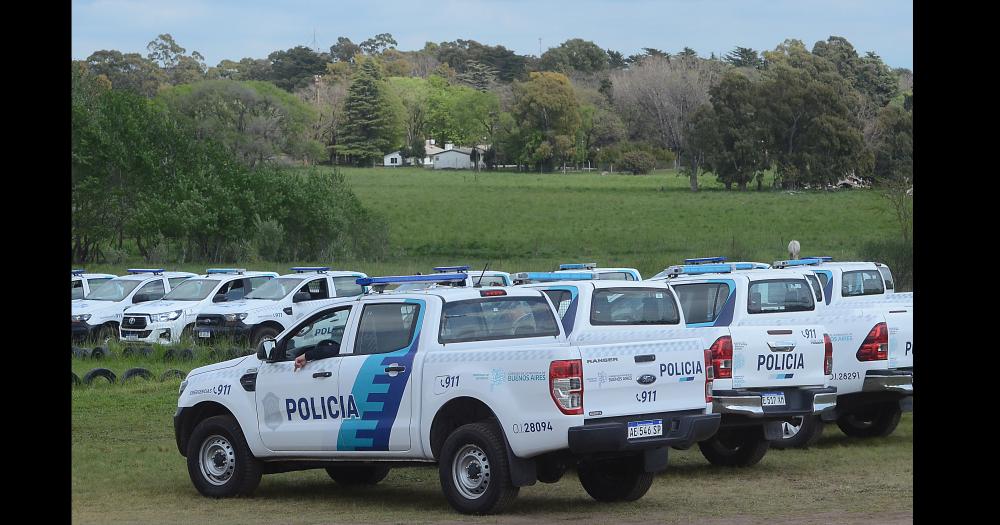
[815,270,834,305]
[337,299,425,451]
[540,286,579,335]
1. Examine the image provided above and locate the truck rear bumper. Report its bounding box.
[862,369,913,394]
[567,411,720,453]
[712,386,837,417]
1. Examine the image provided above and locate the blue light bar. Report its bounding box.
[290,266,330,273]
[773,258,823,268]
[126,268,164,274]
[558,263,597,270]
[684,256,728,265]
[731,262,771,270]
[71,269,85,276]
[803,256,833,262]
[665,264,733,276]
[206,268,245,274]
[433,265,471,272]
[357,273,468,286]
[515,272,595,281]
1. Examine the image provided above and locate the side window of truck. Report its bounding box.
[673,283,731,324]
[332,276,364,297]
[748,279,815,313]
[877,266,895,291]
[353,303,420,355]
[841,270,885,297]
[541,289,573,319]
[247,276,272,292]
[168,277,191,289]
[597,272,630,281]
[72,280,85,299]
[136,279,166,301]
[803,274,823,303]
[301,278,330,301]
[220,279,246,301]
[283,306,353,361]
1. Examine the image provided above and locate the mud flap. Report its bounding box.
[899,396,913,412]
[502,432,537,487]
[762,420,784,441]
[643,447,669,473]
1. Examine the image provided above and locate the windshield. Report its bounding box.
[439,297,560,343]
[748,279,815,314]
[590,288,680,325]
[84,279,142,301]
[245,277,304,300]
[163,279,221,301]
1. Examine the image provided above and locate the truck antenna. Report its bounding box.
[475,262,491,287]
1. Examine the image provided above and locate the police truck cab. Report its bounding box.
[71,269,197,342]
[71,269,116,300]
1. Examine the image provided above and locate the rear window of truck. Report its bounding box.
[673,283,731,324]
[590,288,680,325]
[842,270,885,297]
[748,279,815,314]
[439,297,561,343]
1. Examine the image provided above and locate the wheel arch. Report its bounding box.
[429,396,500,461]
[176,401,238,457]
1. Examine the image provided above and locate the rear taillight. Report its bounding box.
[549,359,583,415]
[709,336,733,379]
[856,322,888,361]
[823,333,833,375]
[703,349,714,402]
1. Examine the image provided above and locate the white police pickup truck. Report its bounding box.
[71,269,116,300]
[174,273,719,514]
[119,269,279,345]
[392,266,513,292]
[193,267,368,349]
[514,263,642,284]
[71,269,197,342]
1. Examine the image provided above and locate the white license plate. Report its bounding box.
[124,333,139,340]
[198,331,211,338]
[627,419,663,440]
[761,392,786,406]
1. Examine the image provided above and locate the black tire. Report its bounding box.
[697,427,770,467]
[71,346,82,357]
[439,421,519,515]
[181,325,196,342]
[121,347,135,358]
[73,347,91,359]
[577,453,654,502]
[836,404,902,438]
[83,367,117,385]
[772,416,826,449]
[251,326,280,349]
[138,345,154,357]
[72,372,81,386]
[325,465,392,485]
[122,367,153,382]
[160,369,186,382]
[179,348,195,361]
[186,415,262,498]
[96,324,118,344]
[90,346,109,359]
[163,348,176,361]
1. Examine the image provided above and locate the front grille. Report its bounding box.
[122,315,148,329]
[197,315,224,326]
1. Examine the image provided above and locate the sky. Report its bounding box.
[71,0,913,69]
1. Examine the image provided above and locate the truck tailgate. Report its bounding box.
[728,325,828,389]
[579,338,708,418]
[886,307,913,369]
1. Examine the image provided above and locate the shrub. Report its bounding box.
[621,151,656,175]
[858,238,913,291]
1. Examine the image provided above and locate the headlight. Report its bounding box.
[153,310,184,322]
[71,314,92,322]
[179,379,188,396]
[224,313,248,322]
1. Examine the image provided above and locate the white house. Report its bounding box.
[432,146,486,170]
[422,139,445,167]
[383,151,404,167]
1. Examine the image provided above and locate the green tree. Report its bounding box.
[146,33,206,85]
[266,46,329,92]
[539,38,609,73]
[84,50,165,97]
[336,59,395,166]
[331,37,362,63]
[511,72,581,171]
[724,47,763,69]
[606,49,627,69]
[869,105,912,242]
[697,72,770,190]
[360,33,398,55]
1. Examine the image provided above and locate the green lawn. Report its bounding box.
[81,167,902,283]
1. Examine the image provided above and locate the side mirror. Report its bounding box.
[257,339,277,361]
[212,294,227,303]
[133,293,151,304]
[292,292,311,303]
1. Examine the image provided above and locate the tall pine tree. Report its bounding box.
[336,59,394,166]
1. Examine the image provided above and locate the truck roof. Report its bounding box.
[366,286,546,303]
[274,270,366,279]
[195,271,280,279]
[113,271,197,281]
[524,279,671,291]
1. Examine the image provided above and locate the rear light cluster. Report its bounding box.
[703,349,714,403]
[479,289,506,297]
[549,360,583,415]
[823,333,834,375]
[856,322,889,361]
[709,336,733,379]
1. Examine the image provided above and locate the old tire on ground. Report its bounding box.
[577,453,654,502]
[836,404,902,438]
[160,369,186,382]
[163,348,176,361]
[439,421,519,515]
[83,367,117,385]
[73,347,92,359]
[771,416,825,449]
[138,345,154,357]
[697,427,770,467]
[72,372,81,386]
[250,326,280,349]
[90,346,110,359]
[325,465,391,486]
[179,348,195,361]
[96,324,118,344]
[122,367,153,382]
[121,347,135,358]
[186,415,262,498]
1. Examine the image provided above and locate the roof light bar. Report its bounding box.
[731,262,771,270]
[665,264,734,276]
[126,268,164,275]
[558,263,597,270]
[803,256,833,262]
[684,256,728,265]
[290,266,330,273]
[515,272,595,282]
[356,273,468,286]
[206,268,246,274]
[71,269,85,276]
[433,265,471,273]
[773,258,824,269]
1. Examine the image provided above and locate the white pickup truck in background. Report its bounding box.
[72,269,197,342]
[174,273,719,514]
[391,265,513,292]
[514,263,642,283]
[72,269,116,300]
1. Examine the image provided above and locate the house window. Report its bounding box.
[390,157,398,164]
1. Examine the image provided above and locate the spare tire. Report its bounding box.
[122,367,153,382]
[90,346,109,359]
[72,372,81,386]
[160,369,186,382]
[83,368,117,385]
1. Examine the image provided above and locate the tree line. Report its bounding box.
[77,33,912,191]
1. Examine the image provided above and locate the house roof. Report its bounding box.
[425,145,444,155]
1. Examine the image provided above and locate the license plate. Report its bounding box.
[124,333,139,340]
[627,419,663,440]
[198,331,211,338]
[761,392,786,406]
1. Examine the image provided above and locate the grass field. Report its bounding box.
[71,355,912,524]
[80,167,905,285]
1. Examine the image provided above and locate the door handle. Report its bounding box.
[767,342,796,352]
[385,365,406,373]
[312,371,332,378]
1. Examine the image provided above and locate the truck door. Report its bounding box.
[254,305,354,451]
[336,299,424,452]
